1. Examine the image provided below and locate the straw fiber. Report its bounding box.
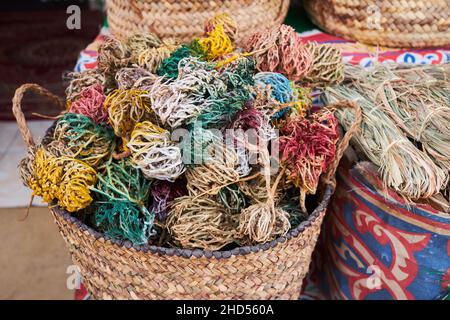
[303,0,450,48]
[13,83,352,300]
[106,0,291,45]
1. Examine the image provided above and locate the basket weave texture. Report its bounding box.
[13,84,362,300]
[106,0,291,44]
[51,186,332,300]
[303,0,450,48]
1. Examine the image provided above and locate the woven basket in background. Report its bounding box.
[303,0,450,48]
[106,0,291,44]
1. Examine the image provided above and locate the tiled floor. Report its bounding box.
[0,206,74,299]
[0,120,52,208]
[0,122,75,299]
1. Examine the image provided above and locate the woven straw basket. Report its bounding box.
[303,0,450,48]
[12,84,361,300]
[106,0,291,44]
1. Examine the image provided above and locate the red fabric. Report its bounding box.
[303,162,450,300]
[74,283,90,300]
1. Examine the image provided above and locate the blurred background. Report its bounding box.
[0,0,104,299]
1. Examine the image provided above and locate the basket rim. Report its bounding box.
[52,184,334,259]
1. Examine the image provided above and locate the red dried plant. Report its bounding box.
[279,109,339,212]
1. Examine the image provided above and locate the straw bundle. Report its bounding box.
[49,113,115,168]
[19,146,97,212]
[325,65,449,199]
[166,196,238,251]
[115,67,157,90]
[68,84,108,124]
[204,13,238,42]
[65,69,105,103]
[127,121,185,182]
[345,64,450,172]
[104,88,154,139]
[244,24,312,81]
[91,159,154,244]
[185,144,240,196]
[302,42,344,87]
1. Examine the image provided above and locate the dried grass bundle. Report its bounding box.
[325,77,448,199]
[19,146,96,212]
[49,113,115,168]
[115,67,157,90]
[64,69,105,103]
[104,89,154,139]
[127,121,185,182]
[279,109,339,212]
[204,13,238,42]
[303,42,344,87]
[185,144,240,196]
[91,159,153,244]
[147,58,213,128]
[125,33,163,53]
[237,146,290,244]
[244,24,312,81]
[379,81,450,171]
[134,39,179,73]
[166,196,237,251]
[68,84,108,124]
[238,202,290,244]
[345,64,450,172]
[98,37,131,89]
[199,23,233,61]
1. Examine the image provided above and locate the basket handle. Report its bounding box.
[322,100,362,187]
[12,83,65,148]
